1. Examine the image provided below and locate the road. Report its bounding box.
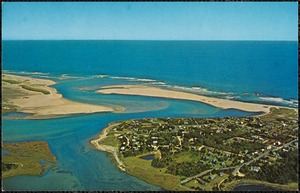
[232,139,298,176]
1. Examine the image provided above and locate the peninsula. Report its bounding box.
[91,107,298,191]
[2,74,123,119]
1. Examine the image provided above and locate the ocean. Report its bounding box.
[2,40,298,190]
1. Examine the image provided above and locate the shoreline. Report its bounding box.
[97,85,287,114]
[2,74,124,119]
[90,123,126,171]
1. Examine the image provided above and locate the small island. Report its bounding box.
[91,108,298,191]
[2,141,57,179]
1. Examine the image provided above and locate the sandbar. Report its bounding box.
[2,74,123,119]
[97,85,279,114]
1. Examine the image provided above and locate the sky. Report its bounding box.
[2,2,298,40]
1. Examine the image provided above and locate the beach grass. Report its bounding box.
[2,79,22,84]
[21,84,50,95]
[2,141,57,179]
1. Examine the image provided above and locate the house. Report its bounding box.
[196,178,207,185]
[250,166,261,172]
[120,146,125,151]
[209,174,215,180]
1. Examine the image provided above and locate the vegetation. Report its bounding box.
[2,75,50,114]
[21,84,50,95]
[97,108,298,191]
[240,149,298,184]
[2,79,22,84]
[2,141,57,178]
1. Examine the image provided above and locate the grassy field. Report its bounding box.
[122,156,189,191]
[185,173,229,191]
[2,141,57,178]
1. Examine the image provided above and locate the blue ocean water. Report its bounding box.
[2,40,298,190]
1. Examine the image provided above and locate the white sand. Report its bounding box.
[97,85,276,114]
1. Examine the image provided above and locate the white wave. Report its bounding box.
[58,74,83,80]
[110,76,136,81]
[135,78,156,82]
[146,81,166,85]
[96,74,107,78]
[224,96,239,100]
[259,97,298,105]
[171,85,232,97]
[5,70,50,76]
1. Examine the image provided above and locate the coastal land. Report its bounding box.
[97,85,275,114]
[91,107,298,191]
[2,141,57,179]
[2,74,123,119]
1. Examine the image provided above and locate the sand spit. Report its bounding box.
[97,85,277,114]
[2,74,122,119]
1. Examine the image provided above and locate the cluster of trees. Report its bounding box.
[151,151,173,168]
[166,161,210,177]
[2,163,18,172]
[241,150,298,184]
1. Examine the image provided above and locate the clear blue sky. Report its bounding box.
[2,2,298,40]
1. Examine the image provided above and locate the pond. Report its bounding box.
[140,154,155,160]
[2,149,9,156]
[232,184,277,191]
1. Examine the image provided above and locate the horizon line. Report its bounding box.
[2,39,298,42]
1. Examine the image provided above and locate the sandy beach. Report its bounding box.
[97,85,276,114]
[2,74,123,119]
[90,123,126,171]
